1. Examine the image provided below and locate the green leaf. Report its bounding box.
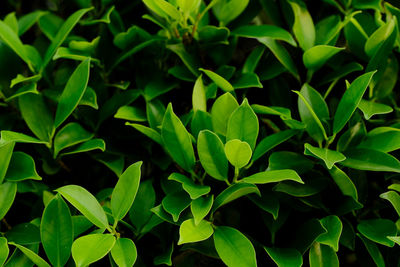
[333,71,376,134]
[303,45,344,71]
[295,84,329,144]
[197,130,228,181]
[293,219,327,254]
[288,0,315,50]
[40,195,73,267]
[233,25,297,46]
[5,152,41,182]
[358,127,400,152]
[56,185,110,230]
[328,165,358,200]
[224,139,252,169]
[53,122,93,158]
[110,238,137,267]
[0,141,15,183]
[212,0,250,26]
[114,106,146,122]
[19,94,54,142]
[167,43,200,76]
[1,131,48,145]
[253,130,298,161]
[162,191,191,222]
[161,103,195,172]
[5,83,39,101]
[199,68,234,92]
[18,10,46,36]
[304,143,346,169]
[358,234,385,267]
[358,99,393,120]
[168,173,210,199]
[214,226,257,267]
[60,138,106,156]
[54,58,91,128]
[192,75,206,112]
[211,93,239,136]
[143,0,180,20]
[153,243,173,266]
[380,191,400,217]
[5,223,40,245]
[212,183,260,213]
[129,180,156,233]
[264,247,302,267]
[340,148,400,173]
[309,243,339,267]
[111,161,142,222]
[191,195,213,225]
[178,219,214,245]
[10,74,41,88]
[0,182,16,220]
[0,20,35,71]
[8,243,50,267]
[249,193,279,219]
[365,18,395,57]
[42,8,92,70]
[71,234,116,267]
[357,219,397,247]
[268,151,314,174]
[242,46,265,73]
[226,99,258,150]
[126,123,162,145]
[241,169,303,184]
[0,237,8,266]
[316,216,342,252]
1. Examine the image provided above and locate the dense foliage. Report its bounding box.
[1,0,400,266]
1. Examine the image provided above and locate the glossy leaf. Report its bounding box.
[0,182,17,220]
[358,127,400,152]
[309,243,339,267]
[178,219,214,245]
[380,190,400,216]
[162,191,191,222]
[0,237,8,266]
[192,75,206,112]
[71,234,116,267]
[199,68,234,92]
[357,219,397,247]
[358,99,392,120]
[0,141,15,183]
[8,243,50,267]
[328,165,358,200]
[5,152,41,181]
[53,122,93,157]
[56,185,110,230]
[233,25,297,46]
[168,173,210,199]
[40,195,73,267]
[126,123,162,145]
[54,58,91,128]
[214,226,257,267]
[241,169,303,184]
[212,183,260,213]
[358,234,385,267]
[253,129,298,161]
[191,195,213,225]
[289,0,315,50]
[303,45,344,71]
[224,139,252,168]
[211,92,239,136]
[304,143,346,169]
[111,161,142,221]
[316,216,342,252]
[110,238,137,267]
[264,247,302,267]
[212,0,249,26]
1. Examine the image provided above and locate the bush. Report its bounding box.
[1,0,400,266]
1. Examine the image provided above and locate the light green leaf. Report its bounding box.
[54,58,91,128]
[111,162,142,222]
[178,219,214,245]
[5,83,39,101]
[42,8,92,70]
[214,226,257,267]
[264,247,302,267]
[168,173,210,199]
[212,183,260,213]
[191,195,213,225]
[5,152,41,182]
[56,185,110,230]
[309,243,339,267]
[10,74,41,88]
[212,0,249,26]
[0,141,15,183]
[143,0,180,20]
[333,71,376,134]
[60,138,106,156]
[0,131,47,145]
[53,122,93,158]
[289,0,315,50]
[304,143,346,169]
[358,219,397,247]
[365,18,395,57]
[211,93,239,136]
[224,139,252,169]
[40,195,73,267]
[8,243,50,267]
[162,191,191,222]
[242,169,303,184]
[233,25,297,46]
[358,99,392,120]
[303,45,344,71]
[110,238,137,267]
[316,216,342,252]
[358,127,400,152]
[328,165,358,200]
[0,182,17,220]
[199,68,234,92]
[161,103,195,172]
[380,191,400,217]
[197,130,228,181]
[71,234,116,267]
[0,237,8,266]
[18,10,46,36]
[192,75,206,112]
[114,106,146,122]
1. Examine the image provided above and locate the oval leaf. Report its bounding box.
[178,219,214,245]
[110,238,137,267]
[224,139,252,169]
[72,234,116,267]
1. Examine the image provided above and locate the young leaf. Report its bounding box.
[241,169,303,184]
[224,139,252,169]
[178,219,214,245]
[357,219,397,247]
[212,183,260,213]
[214,226,257,267]
[288,0,315,50]
[71,234,116,267]
[111,161,142,222]
[0,182,17,220]
[199,68,234,92]
[161,103,195,172]
[54,58,91,128]
[211,93,239,136]
[40,195,73,267]
[5,152,41,181]
[226,99,259,149]
[264,247,303,267]
[191,195,213,225]
[110,238,137,267]
[56,185,110,230]
[197,130,228,181]
[192,75,207,112]
[304,143,346,169]
[333,71,376,134]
